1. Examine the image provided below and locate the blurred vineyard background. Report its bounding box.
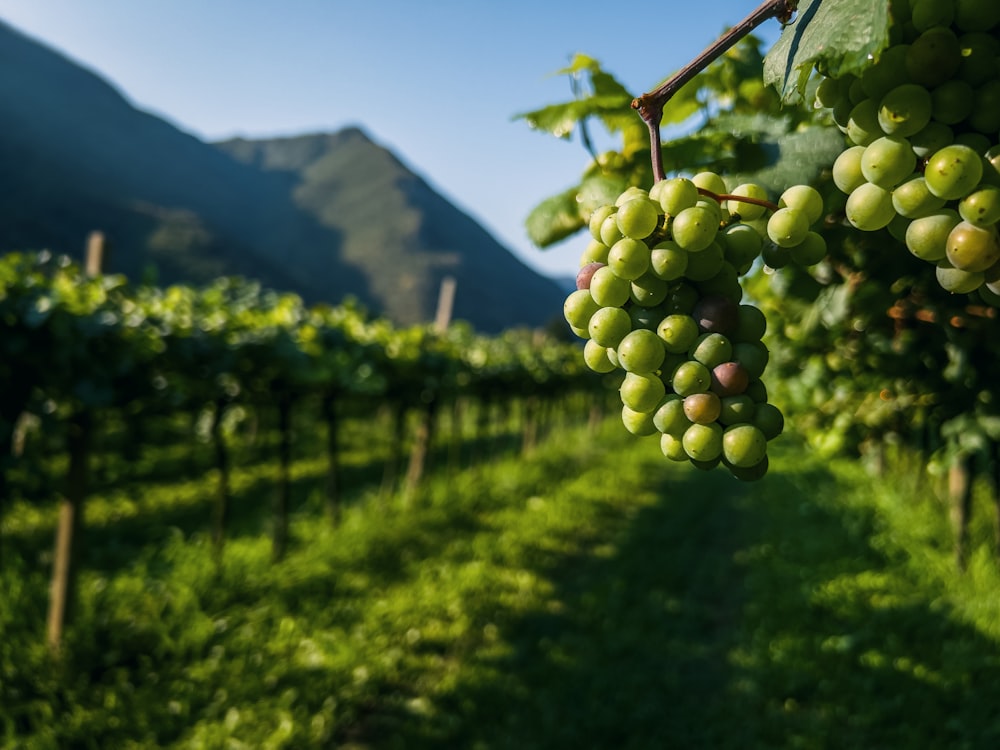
[4,0,1000,747]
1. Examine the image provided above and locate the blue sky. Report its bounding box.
[0,0,782,281]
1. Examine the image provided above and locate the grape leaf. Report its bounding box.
[726,123,846,194]
[514,95,634,139]
[524,186,585,247]
[763,0,892,103]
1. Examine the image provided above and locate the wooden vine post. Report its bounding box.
[402,276,456,501]
[46,230,106,652]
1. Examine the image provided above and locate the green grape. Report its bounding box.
[727,455,769,482]
[906,26,962,88]
[791,231,828,266]
[909,121,954,159]
[671,205,719,252]
[733,304,767,342]
[984,146,1000,186]
[767,207,810,247]
[861,43,912,100]
[630,273,670,307]
[663,283,699,314]
[588,265,630,307]
[583,338,616,373]
[649,241,689,281]
[689,332,734,368]
[718,395,756,426]
[888,213,911,243]
[588,306,632,347]
[752,403,785,440]
[682,423,724,462]
[579,238,611,266]
[616,197,661,240]
[599,213,624,246]
[877,83,932,137]
[661,352,687,380]
[615,186,649,206]
[969,81,1000,134]
[946,221,1000,272]
[621,405,657,437]
[620,371,667,412]
[779,185,825,225]
[846,98,886,145]
[761,242,791,269]
[695,198,725,225]
[831,92,855,129]
[832,145,867,193]
[683,392,722,425]
[684,241,725,281]
[563,288,601,330]
[959,185,1000,227]
[657,313,701,353]
[935,257,984,292]
[651,176,699,216]
[690,457,723,472]
[924,144,984,200]
[892,175,947,218]
[692,171,728,198]
[958,32,1000,86]
[588,204,616,242]
[954,132,991,154]
[607,237,651,280]
[720,223,763,272]
[630,303,665,332]
[653,395,691,436]
[931,79,974,125]
[617,328,666,373]
[846,182,896,230]
[695,263,742,301]
[671,360,712,397]
[861,135,917,188]
[660,432,689,462]
[730,183,770,220]
[745,378,768,405]
[815,75,846,108]
[911,0,954,31]
[722,424,768,468]
[905,209,961,261]
[955,0,1000,32]
[733,341,770,380]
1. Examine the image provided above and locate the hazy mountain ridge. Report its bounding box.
[0,20,564,332]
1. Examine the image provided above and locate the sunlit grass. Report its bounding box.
[2,413,1000,748]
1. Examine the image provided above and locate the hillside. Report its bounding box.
[0,19,565,332]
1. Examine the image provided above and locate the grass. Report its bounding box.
[2,406,1000,748]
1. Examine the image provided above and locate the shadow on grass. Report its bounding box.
[347,450,1000,749]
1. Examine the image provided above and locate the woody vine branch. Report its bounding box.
[631,0,800,184]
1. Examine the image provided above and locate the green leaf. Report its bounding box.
[763,0,892,103]
[514,95,633,139]
[727,123,846,194]
[524,187,585,248]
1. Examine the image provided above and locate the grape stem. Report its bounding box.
[697,187,780,212]
[631,0,799,183]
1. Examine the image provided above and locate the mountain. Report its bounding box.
[0,19,566,332]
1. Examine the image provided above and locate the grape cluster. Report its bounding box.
[563,173,817,480]
[816,0,1000,298]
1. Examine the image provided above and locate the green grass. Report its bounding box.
[2,410,1000,749]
